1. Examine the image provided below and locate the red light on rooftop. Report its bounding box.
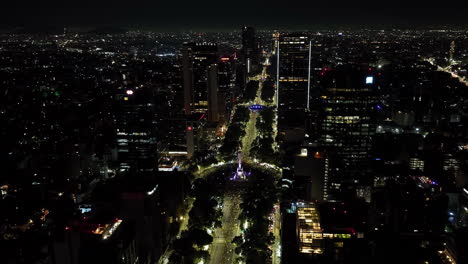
[187,126,193,131]
[65,226,70,230]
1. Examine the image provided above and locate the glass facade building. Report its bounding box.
[318,67,379,200]
[115,88,158,175]
[182,42,218,115]
[277,33,311,129]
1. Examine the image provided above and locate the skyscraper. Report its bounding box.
[114,87,158,176]
[241,26,259,74]
[218,56,235,120]
[207,64,220,122]
[182,42,218,116]
[318,66,379,201]
[277,33,312,130]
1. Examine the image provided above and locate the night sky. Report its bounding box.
[2,1,468,30]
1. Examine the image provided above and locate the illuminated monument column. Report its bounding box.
[231,148,251,181]
[236,149,245,179]
[449,40,455,64]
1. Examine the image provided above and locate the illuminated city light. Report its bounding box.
[147,186,158,196]
[459,145,468,150]
[102,219,122,240]
[297,202,352,254]
[167,151,188,155]
[5,24,468,264]
[299,148,308,157]
[92,224,108,235]
[249,104,264,111]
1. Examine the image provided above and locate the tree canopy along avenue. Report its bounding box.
[166,54,281,264]
[196,53,280,177]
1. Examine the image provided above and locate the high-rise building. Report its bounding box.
[317,66,379,201]
[182,43,224,160]
[277,33,311,130]
[295,201,360,257]
[207,64,221,122]
[182,42,218,116]
[185,113,207,159]
[241,26,259,74]
[218,56,235,120]
[114,87,158,176]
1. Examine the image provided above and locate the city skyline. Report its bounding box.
[1,10,468,264]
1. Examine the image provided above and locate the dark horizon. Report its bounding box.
[2,5,468,31]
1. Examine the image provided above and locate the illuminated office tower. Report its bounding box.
[318,66,378,201]
[182,42,218,115]
[277,33,312,130]
[114,87,158,175]
[241,26,259,74]
[218,56,235,119]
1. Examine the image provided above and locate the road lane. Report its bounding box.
[241,56,271,161]
[272,203,281,264]
[209,192,241,264]
[424,58,468,86]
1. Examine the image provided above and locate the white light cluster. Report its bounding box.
[102,219,122,240]
[147,186,158,196]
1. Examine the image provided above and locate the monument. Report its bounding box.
[231,148,250,180]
